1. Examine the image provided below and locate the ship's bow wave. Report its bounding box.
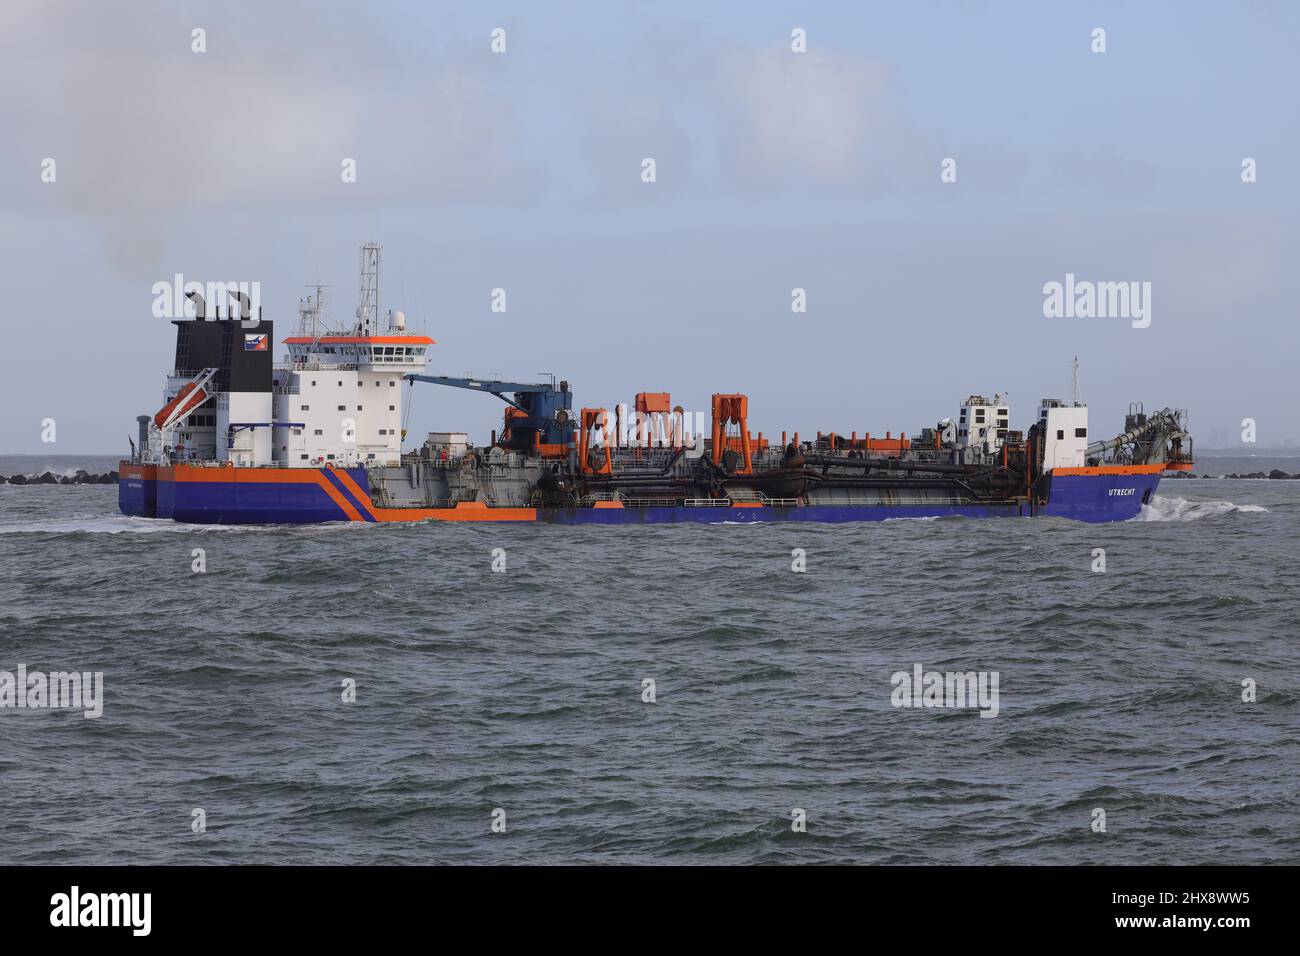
[1137,495,1269,522]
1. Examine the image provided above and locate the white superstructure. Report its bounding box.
[220,391,273,466]
[151,243,433,469]
[957,395,1010,453]
[272,311,431,467]
[1038,398,1089,470]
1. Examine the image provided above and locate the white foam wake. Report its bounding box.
[1136,496,1269,522]
[0,516,250,534]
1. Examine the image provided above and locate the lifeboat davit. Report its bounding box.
[155,382,208,428]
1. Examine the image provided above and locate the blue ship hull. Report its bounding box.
[120,462,1162,524]
[1040,472,1160,521]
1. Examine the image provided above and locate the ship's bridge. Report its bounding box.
[272,333,434,467]
[283,334,434,370]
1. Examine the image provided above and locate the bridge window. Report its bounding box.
[1056,429,1065,440]
[1075,428,1087,438]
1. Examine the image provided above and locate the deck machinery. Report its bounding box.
[362,377,1194,522]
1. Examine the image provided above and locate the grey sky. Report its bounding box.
[2,0,1296,452]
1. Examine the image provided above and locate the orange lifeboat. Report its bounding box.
[154,382,208,428]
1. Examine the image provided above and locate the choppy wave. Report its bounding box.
[1137,495,1270,522]
[2,479,1299,865]
[0,515,256,534]
[0,513,384,535]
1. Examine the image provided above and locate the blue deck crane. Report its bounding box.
[405,373,574,449]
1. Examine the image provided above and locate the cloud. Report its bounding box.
[571,39,944,198]
[580,93,695,201]
[713,46,931,193]
[0,2,546,215]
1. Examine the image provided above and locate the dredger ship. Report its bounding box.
[119,245,1194,526]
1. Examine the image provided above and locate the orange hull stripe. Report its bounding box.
[331,470,380,519]
[309,474,363,521]
[316,478,363,521]
[370,506,538,522]
[159,464,362,520]
[1053,464,1166,476]
[166,465,329,484]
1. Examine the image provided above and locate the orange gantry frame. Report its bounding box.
[711,393,754,474]
[635,392,672,414]
[578,407,612,474]
[634,392,674,449]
